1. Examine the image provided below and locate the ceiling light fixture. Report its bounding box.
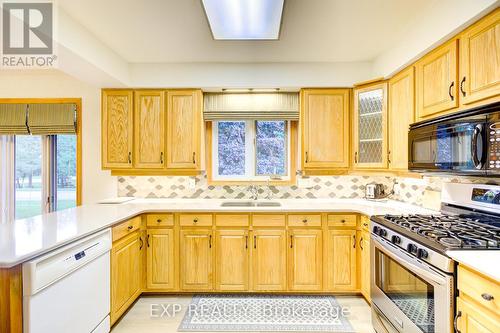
[202,0,284,40]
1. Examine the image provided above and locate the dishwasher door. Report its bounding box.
[22,229,111,333]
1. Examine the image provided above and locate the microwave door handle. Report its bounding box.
[471,124,484,169]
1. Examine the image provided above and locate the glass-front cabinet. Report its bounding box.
[353,82,388,169]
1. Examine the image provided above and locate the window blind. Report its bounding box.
[27,103,77,135]
[0,104,29,134]
[203,92,299,120]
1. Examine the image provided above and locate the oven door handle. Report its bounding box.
[373,236,448,285]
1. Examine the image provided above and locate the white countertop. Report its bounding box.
[0,198,437,268]
[446,250,500,281]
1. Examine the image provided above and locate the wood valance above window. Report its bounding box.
[0,103,77,135]
[203,92,299,120]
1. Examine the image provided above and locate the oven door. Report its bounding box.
[371,235,454,333]
[408,115,487,174]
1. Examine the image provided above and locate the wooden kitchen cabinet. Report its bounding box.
[288,229,323,291]
[252,229,287,291]
[180,229,213,291]
[301,89,350,171]
[388,66,415,171]
[166,90,203,170]
[459,9,500,107]
[359,230,371,301]
[102,90,134,169]
[215,230,249,291]
[111,230,143,324]
[353,82,388,169]
[326,229,357,291]
[134,90,165,169]
[456,297,500,333]
[415,38,459,121]
[146,229,175,290]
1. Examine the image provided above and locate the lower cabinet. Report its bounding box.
[288,229,323,291]
[111,230,143,325]
[359,230,371,301]
[146,229,175,290]
[252,229,287,291]
[456,297,500,333]
[180,229,213,291]
[327,229,357,291]
[215,229,249,291]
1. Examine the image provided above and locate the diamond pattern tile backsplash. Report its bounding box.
[117,174,500,207]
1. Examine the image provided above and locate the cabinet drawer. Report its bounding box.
[112,216,142,242]
[328,214,357,227]
[458,265,500,314]
[146,214,174,227]
[215,214,249,227]
[179,214,213,227]
[288,214,321,227]
[252,214,286,227]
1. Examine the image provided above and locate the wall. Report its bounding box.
[0,70,116,204]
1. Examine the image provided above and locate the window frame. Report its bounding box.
[208,120,297,185]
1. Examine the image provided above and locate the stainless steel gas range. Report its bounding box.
[370,183,500,333]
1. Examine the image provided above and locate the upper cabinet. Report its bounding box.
[459,9,500,106]
[166,90,203,170]
[102,90,134,169]
[388,67,415,171]
[301,89,350,171]
[134,90,165,169]
[415,39,459,121]
[101,89,203,174]
[353,82,388,169]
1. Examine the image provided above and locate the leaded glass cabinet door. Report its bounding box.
[353,82,388,169]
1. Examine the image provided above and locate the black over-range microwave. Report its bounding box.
[408,102,500,176]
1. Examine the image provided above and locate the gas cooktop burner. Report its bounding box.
[381,214,500,250]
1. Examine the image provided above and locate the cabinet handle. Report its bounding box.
[449,81,455,101]
[387,150,391,164]
[128,152,132,164]
[305,151,309,163]
[454,311,462,333]
[290,235,293,248]
[146,234,150,247]
[157,219,162,223]
[127,225,133,230]
[209,235,212,248]
[353,235,356,248]
[354,152,358,164]
[481,293,494,301]
[341,219,346,223]
[139,237,143,250]
[192,152,196,164]
[302,219,308,223]
[245,235,248,249]
[460,77,466,97]
[363,223,368,227]
[193,218,198,223]
[254,235,257,249]
[160,152,164,164]
[360,237,363,250]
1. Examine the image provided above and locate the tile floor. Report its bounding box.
[111,295,376,333]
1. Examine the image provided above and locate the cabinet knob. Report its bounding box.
[156,219,162,223]
[302,219,308,223]
[193,218,198,223]
[127,225,133,230]
[341,219,346,223]
[481,293,494,301]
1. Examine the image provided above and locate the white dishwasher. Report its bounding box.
[22,229,112,333]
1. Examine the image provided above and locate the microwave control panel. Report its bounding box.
[489,122,500,169]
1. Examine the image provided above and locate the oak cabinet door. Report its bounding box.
[353,82,388,169]
[360,230,371,301]
[102,90,134,169]
[456,297,500,333]
[166,90,202,169]
[389,67,415,171]
[215,230,249,291]
[111,231,142,324]
[301,89,350,169]
[146,229,175,290]
[180,229,213,290]
[134,90,165,169]
[288,229,323,291]
[326,229,357,291]
[416,39,459,121]
[460,10,500,106]
[252,230,287,291]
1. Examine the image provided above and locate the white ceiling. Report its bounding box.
[58,0,438,63]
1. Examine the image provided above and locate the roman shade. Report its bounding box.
[0,104,29,134]
[203,92,299,120]
[0,103,77,135]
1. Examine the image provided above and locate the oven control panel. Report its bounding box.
[489,122,500,170]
